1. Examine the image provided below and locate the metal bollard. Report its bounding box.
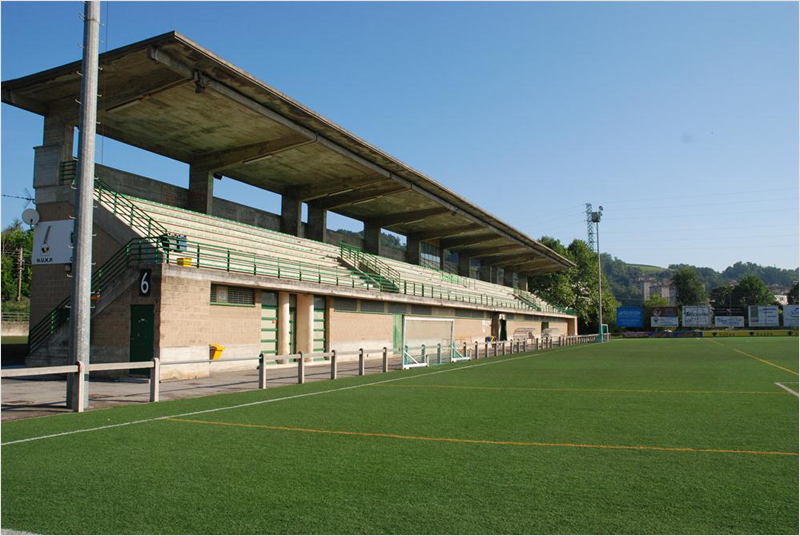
[421,344,427,366]
[382,347,388,373]
[150,357,160,402]
[474,341,479,360]
[437,343,442,365]
[259,354,267,389]
[331,349,337,379]
[359,348,365,376]
[463,342,468,359]
[298,352,305,384]
[75,360,86,413]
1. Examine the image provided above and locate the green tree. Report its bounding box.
[730,274,775,307]
[671,267,707,306]
[788,282,799,305]
[709,285,734,309]
[1,220,33,304]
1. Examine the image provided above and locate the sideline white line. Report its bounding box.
[2,344,591,447]
[774,382,799,397]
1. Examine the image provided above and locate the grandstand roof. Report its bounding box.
[2,31,574,274]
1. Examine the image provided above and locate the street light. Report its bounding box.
[591,207,604,342]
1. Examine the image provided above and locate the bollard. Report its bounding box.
[359,348,365,376]
[382,347,389,373]
[150,357,160,402]
[298,352,305,384]
[523,339,527,353]
[421,344,426,366]
[463,342,468,359]
[75,360,86,413]
[259,354,267,389]
[331,349,337,380]
[474,341,479,360]
[437,343,442,365]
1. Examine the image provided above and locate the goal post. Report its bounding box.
[402,316,455,369]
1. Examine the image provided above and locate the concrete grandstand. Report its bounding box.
[3,31,579,379]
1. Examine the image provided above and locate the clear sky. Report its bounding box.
[2,1,798,271]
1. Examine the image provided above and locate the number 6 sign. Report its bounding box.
[140,269,152,296]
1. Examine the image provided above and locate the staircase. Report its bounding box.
[339,243,402,293]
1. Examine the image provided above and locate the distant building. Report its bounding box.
[636,276,677,306]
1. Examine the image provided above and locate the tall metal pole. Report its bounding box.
[596,220,603,342]
[67,1,101,411]
[16,247,23,301]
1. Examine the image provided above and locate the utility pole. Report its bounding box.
[16,247,23,301]
[591,207,604,342]
[67,1,100,411]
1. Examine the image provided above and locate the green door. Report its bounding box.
[261,291,278,358]
[130,305,155,363]
[313,295,327,353]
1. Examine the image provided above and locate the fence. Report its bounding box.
[2,312,30,323]
[1,334,602,414]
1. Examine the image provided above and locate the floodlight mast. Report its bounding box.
[591,207,604,342]
[67,1,101,411]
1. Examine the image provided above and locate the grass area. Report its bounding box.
[2,338,798,534]
[627,263,669,273]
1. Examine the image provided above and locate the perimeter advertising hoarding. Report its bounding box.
[784,305,799,327]
[616,307,643,327]
[682,305,712,327]
[714,316,745,327]
[651,306,679,327]
[748,306,780,327]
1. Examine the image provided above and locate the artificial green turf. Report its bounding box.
[2,338,798,534]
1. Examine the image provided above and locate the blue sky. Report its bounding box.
[2,1,798,271]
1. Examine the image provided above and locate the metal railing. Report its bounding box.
[4,335,601,412]
[339,243,402,292]
[513,287,575,316]
[2,312,30,323]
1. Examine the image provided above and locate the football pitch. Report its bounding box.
[2,337,798,534]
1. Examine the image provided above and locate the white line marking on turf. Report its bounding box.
[1,344,592,447]
[774,382,799,397]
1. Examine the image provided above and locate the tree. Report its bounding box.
[1,220,33,304]
[709,285,734,309]
[788,283,799,305]
[671,267,707,306]
[643,294,670,328]
[730,274,775,307]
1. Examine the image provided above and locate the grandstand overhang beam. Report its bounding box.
[440,233,499,250]
[367,208,451,228]
[409,224,484,242]
[314,184,409,211]
[286,177,386,202]
[193,135,315,173]
[462,245,524,259]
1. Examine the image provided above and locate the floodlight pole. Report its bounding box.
[67,1,101,411]
[591,207,604,342]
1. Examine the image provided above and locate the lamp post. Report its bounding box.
[591,207,604,342]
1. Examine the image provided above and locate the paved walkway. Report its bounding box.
[1,357,403,422]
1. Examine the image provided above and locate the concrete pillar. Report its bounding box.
[517,275,529,292]
[364,222,382,256]
[278,292,290,356]
[280,196,302,236]
[296,293,315,354]
[478,264,492,282]
[458,254,471,277]
[188,165,214,214]
[34,116,75,191]
[307,202,327,243]
[406,236,421,265]
[503,269,515,288]
[439,248,447,271]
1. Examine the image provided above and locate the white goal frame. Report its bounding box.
[402,316,455,369]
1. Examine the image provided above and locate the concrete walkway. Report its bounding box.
[1,357,403,422]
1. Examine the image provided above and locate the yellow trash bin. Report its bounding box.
[209,344,225,360]
[177,257,192,267]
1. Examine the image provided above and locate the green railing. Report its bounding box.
[339,243,402,292]
[28,237,162,354]
[437,269,475,289]
[513,287,575,315]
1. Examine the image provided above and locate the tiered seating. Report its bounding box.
[100,192,564,313]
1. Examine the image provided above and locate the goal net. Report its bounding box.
[402,317,454,369]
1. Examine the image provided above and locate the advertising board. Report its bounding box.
[616,307,643,328]
[682,305,712,327]
[748,306,779,327]
[714,316,745,328]
[32,220,74,265]
[783,305,799,327]
[650,306,679,328]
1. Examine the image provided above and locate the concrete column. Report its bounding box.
[307,202,327,243]
[34,116,75,191]
[517,275,529,292]
[478,264,492,282]
[503,269,515,288]
[188,165,214,214]
[280,196,302,236]
[296,294,315,354]
[278,292,290,356]
[458,254,471,277]
[364,222,382,256]
[406,236,421,265]
[439,248,447,271]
